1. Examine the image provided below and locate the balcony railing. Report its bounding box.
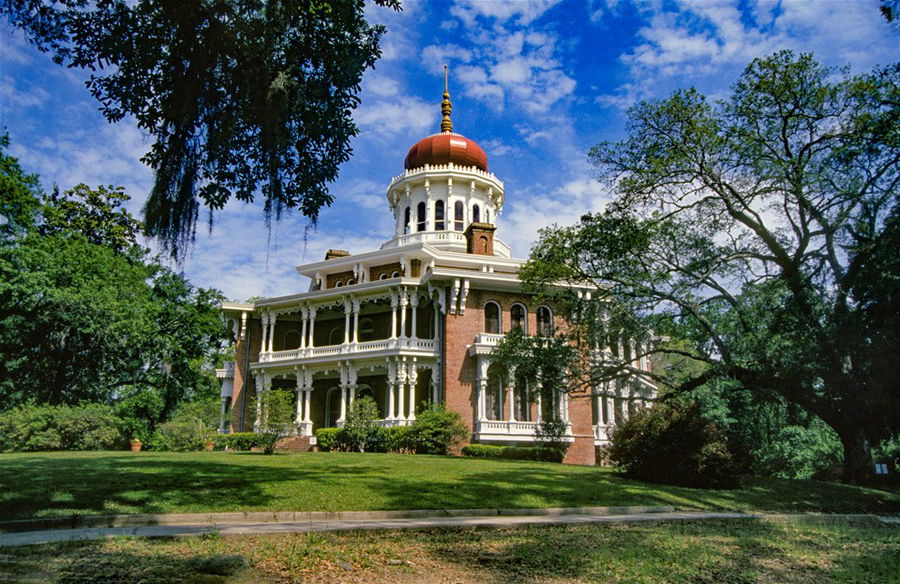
[475,419,574,443]
[260,337,437,363]
[593,424,613,444]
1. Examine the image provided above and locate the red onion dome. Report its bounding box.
[404,132,488,172]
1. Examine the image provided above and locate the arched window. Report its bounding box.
[379,273,387,280]
[510,303,527,332]
[403,206,411,234]
[417,202,426,232]
[484,301,500,334]
[454,201,464,231]
[284,329,302,350]
[515,377,530,421]
[536,306,553,336]
[328,326,343,346]
[435,200,445,231]
[325,387,341,427]
[478,235,489,254]
[391,270,400,278]
[334,280,343,288]
[473,204,481,224]
[346,278,356,286]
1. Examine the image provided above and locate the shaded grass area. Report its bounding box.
[0,451,897,521]
[1,520,897,583]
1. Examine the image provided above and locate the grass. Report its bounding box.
[0,519,897,583]
[0,451,897,521]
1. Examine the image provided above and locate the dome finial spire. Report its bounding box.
[440,64,453,134]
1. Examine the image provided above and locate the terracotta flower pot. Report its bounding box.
[130,439,142,452]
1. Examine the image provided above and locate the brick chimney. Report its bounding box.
[464,222,496,256]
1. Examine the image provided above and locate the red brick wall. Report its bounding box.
[230,317,262,432]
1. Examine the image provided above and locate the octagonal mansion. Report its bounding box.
[218,82,655,465]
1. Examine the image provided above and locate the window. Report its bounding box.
[454,201,464,231]
[515,377,530,421]
[473,204,480,224]
[484,301,500,334]
[536,306,553,336]
[360,317,374,341]
[284,329,302,350]
[325,387,340,427]
[404,206,411,234]
[435,200,445,230]
[346,278,356,285]
[510,303,527,332]
[379,273,387,280]
[328,326,343,346]
[417,202,426,232]
[334,280,343,288]
[391,270,400,278]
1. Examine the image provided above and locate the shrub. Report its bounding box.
[461,444,505,458]
[154,418,211,452]
[380,425,414,453]
[609,402,743,489]
[405,403,468,455]
[0,403,124,452]
[342,396,381,453]
[534,417,570,463]
[215,432,264,451]
[257,389,296,454]
[755,420,842,479]
[315,427,346,452]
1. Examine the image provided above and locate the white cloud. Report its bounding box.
[449,0,562,27]
[354,95,434,137]
[1,75,49,108]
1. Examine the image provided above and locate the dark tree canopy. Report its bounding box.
[40,184,143,253]
[522,52,899,484]
[4,0,401,257]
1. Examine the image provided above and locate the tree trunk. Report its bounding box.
[838,426,872,485]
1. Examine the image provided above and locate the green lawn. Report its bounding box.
[1,520,897,583]
[0,451,897,521]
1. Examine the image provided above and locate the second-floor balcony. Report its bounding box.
[259,337,438,364]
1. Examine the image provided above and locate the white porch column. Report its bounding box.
[268,312,277,353]
[300,306,308,350]
[260,312,270,355]
[218,396,229,434]
[410,292,419,341]
[294,367,306,426]
[348,362,358,410]
[407,358,417,421]
[343,298,351,345]
[338,365,348,424]
[536,391,543,423]
[386,360,397,421]
[303,389,312,424]
[476,378,487,421]
[563,392,570,423]
[507,367,516,422]
[397,357,407,421]
[253,375,264,432]
[390,291,398,339]
[307,306,317,348]
[399,288,409,341]
[352,298,360,344]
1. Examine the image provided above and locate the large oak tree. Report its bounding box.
[522,52,899,484]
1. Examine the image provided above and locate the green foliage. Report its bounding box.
[610,402,744,489]
[153,418,212,452]
[0,134,41,241]
[756,422,843,480]
[39,184,143,253]
[379,425,414,453]
[314,427,346,452]
[215,432,264,451]
[524,51,900,483]
[257,389,295,454]
[114,389,165,443]
[2,0,401,257]
[342,396,381,453]
[0,404,124,452]
[404,403,468,455]
[461,444,505,457]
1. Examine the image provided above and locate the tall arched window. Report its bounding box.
[403,206,411,234]
[454,201,464,231]
[417,202,426,232]
[360,317,374,341]
[536,306,553,336]
[284,329,302,350]
[510,303,527,332]
[435,200,445,230]
[472,204,481,223]
[484,301,500,334]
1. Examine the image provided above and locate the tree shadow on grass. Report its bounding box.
[414,519,898,584]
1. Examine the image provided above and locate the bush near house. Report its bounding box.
[609,402,745,489]
[315,427,346,452]
[0,403,124,452]
[379,425,414,453]
[404,404,468,455]
[215,432,265,451]
[461,444,565,463]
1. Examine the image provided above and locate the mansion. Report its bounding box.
[217,80,655,465]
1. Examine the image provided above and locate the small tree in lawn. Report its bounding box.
[343,396,381,453]
[257,389,295,455]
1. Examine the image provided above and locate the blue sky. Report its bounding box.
[2,0,897,301]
